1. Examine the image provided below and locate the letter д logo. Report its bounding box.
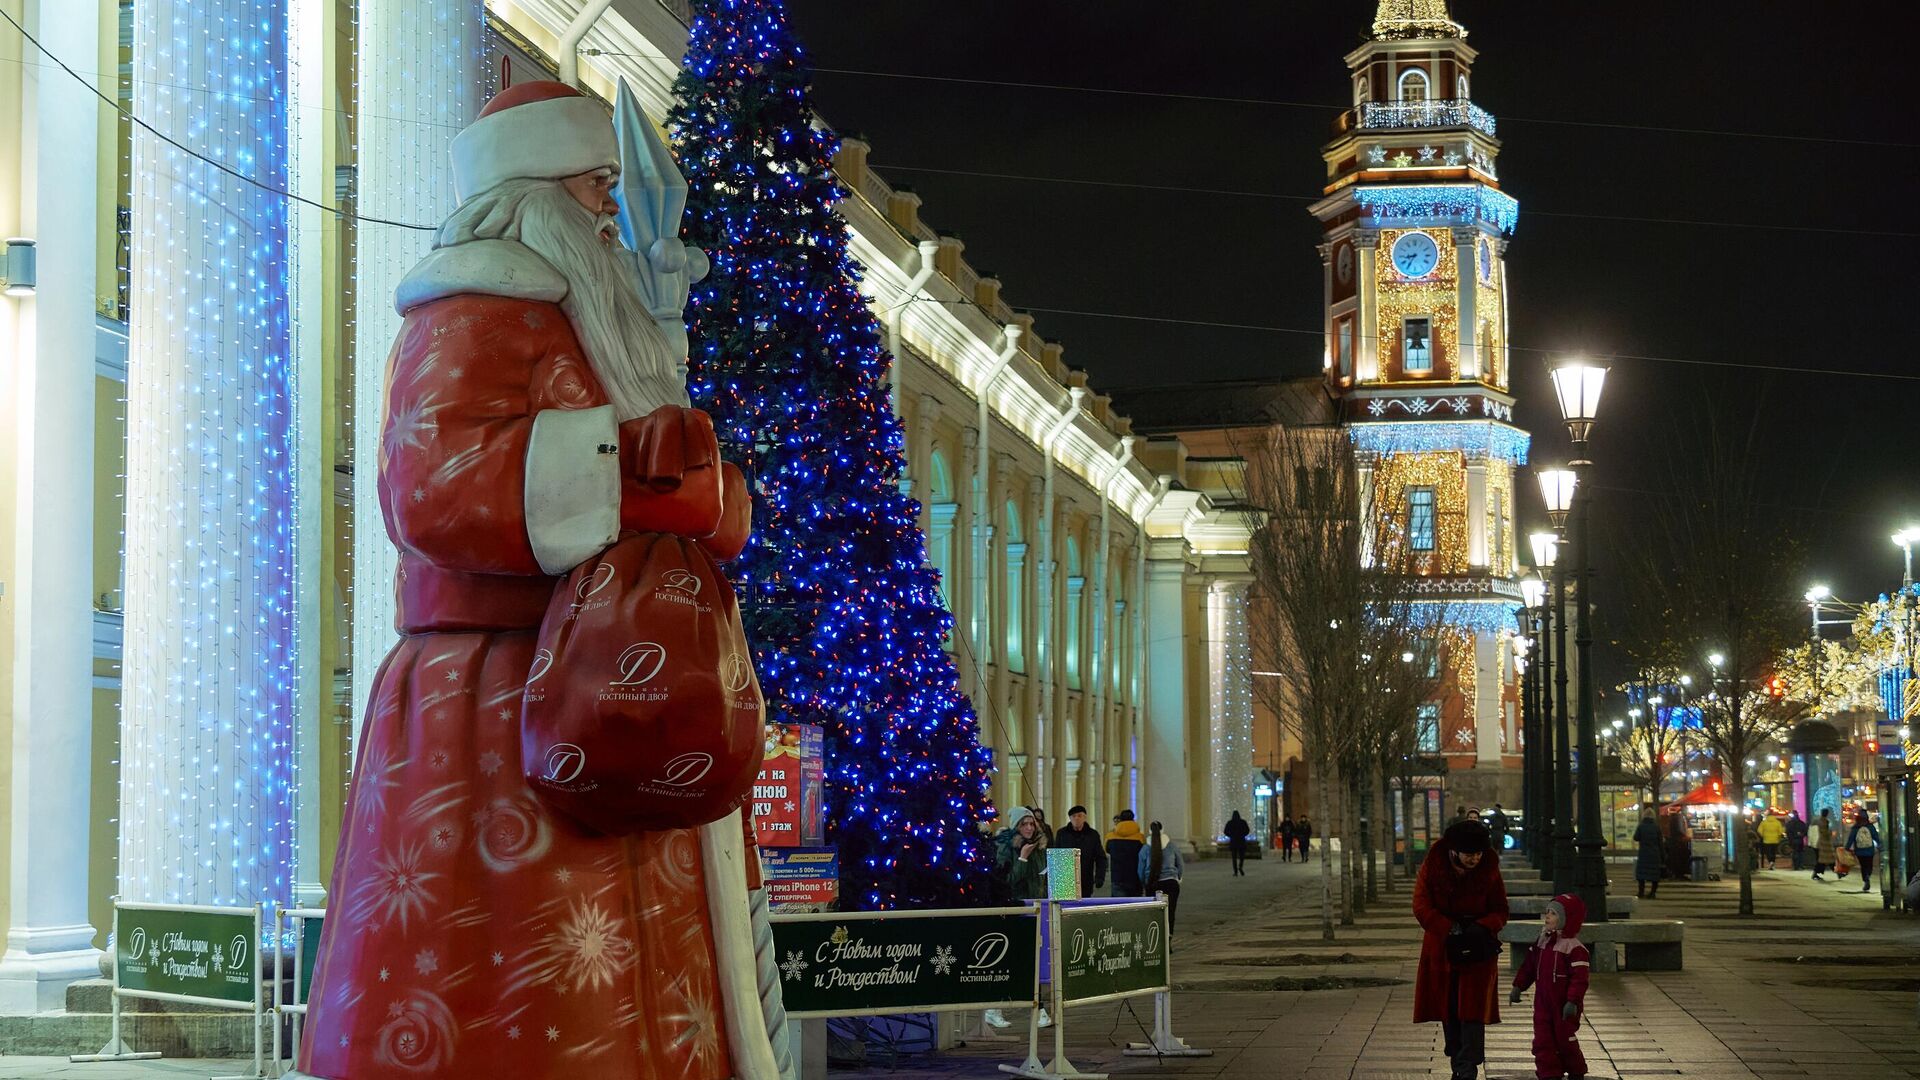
[576,562,616,600]
[543,743,587,784]
[723,653,752,693]
[526,649,555,684]
[659,568,702,596]
[612,642,667,686]
[969,932,1009,970]
[659,752,715,787]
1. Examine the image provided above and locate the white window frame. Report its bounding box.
[1403,315,1434,373]
[1407,487,1437,552]
[1397,67,1431,103]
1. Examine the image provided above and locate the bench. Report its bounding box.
[1500,878,1558,896]
[1507,895,1636,919]
[1498,918,1683,973]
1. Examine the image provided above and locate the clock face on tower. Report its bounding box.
[1390,231,1440,278]
[1335,243,1354,284]
[1479,239,1493,283]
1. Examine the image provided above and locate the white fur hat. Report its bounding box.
[451,81,618,203]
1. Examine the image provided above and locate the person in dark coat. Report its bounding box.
[1052,805,1108,897]
[1105,811,1146,896]
[1785,810,1808,871]
[1665,812,1693,881]
[1485,805,1510,853]
[1296,816,1314,859]
[1413,820,1509,1080]
[1224,811,1253,875]
[1633,810,1664,898]
[1277,817,1296,862]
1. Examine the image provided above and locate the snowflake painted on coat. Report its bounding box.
[353,842,441,933]
[415,949,439,976]
[477,750,504,777]
[384,392,445,456]
[929,946,955,976]
[543,898,636,993]
[780,950,808,981]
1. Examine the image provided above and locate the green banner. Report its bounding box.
[772,911,1037,1016]
[1057,902,1169,1004]
[118,907,257,1005]
[299,915,324,1003]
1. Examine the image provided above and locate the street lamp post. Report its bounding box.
[1529,538,1559,873]
[1521,572,1548,865]
[1537,474,1578,898]
[1550,358,1611,921]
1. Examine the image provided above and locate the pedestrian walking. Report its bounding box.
[1052,805,1108,897]
[1665,812,1694,881]
[1105,810,1145,897]
[1785,810,1808,871]
[1224,810,1252,875]
[1486,804,1510,853]
[1811,808,1836,881]
[1140,821,1185,934]
[1413,820,1509,1080]
[1296,816,1314,859]
[1031,807,1056,845]
[1277,816,1297,862]
[1845,809,1881,893]
[1633,810,1663,898]
[1510,893,1591,1080]
[1756,812,1785,870]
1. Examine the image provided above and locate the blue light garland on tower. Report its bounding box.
[1350,420,1530,465]
[1354,183,1520,236]
[671,0,994,909]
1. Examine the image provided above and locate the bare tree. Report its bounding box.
[1618,390,1807,914]
[1238,426,1447,939]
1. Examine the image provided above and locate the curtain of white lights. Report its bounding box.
[122,0,297,905]
[349,0,490,750]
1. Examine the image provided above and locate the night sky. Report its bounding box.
[787,1,1917,666]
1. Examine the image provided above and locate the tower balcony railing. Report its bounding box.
[1351,98,1497,139]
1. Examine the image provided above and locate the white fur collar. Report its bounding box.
[393,239,569,314]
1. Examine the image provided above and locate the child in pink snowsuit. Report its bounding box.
[1509,892,1591,1079]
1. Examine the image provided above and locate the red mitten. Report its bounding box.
[699,462,752,561]
[620,405,724,538]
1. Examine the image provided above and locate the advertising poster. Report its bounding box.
[772,910,1038,1016]
[762,847,839,912]
[754,723,824,848]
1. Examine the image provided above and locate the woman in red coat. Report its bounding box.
[1413,820,1509,1080]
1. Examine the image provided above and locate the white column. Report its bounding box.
[123,0,300,907]
[1474,631,1502,767]
[0,0,102,1012]
[1355,230,1380,382]
[1144,557,1192,848]
[1453,226,1478,379]
[1207,577,1254,838]
[351,0,489,752]
[1465,460,1487,570]
[1357,457,1377,566]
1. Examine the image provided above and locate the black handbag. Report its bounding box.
[1445,920,1500,966]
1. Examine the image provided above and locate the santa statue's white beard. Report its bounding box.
[435,178,690,421]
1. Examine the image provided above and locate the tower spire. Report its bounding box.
[1372,0,1464,40]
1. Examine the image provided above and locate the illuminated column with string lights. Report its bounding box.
[1209,576,1256,837]
[350,0,489,753]
[0,0,102,1014]
[1144,555,1193,849]
[122,0,296,907]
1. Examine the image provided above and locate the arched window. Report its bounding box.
[927,452,957,645]
[1065,538,1084,691]
[1398,68,1430,104]
[1004,501,1026,673]
[1354,75,1370,106]
[1457,73,1470,100]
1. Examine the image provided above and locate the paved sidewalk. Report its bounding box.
[6,850,1914,1078]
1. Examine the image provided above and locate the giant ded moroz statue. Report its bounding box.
[295,80,789,1079]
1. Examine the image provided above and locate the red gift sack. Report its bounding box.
[522,532,765,833]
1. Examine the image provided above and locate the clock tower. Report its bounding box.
[1310,0,1529,802]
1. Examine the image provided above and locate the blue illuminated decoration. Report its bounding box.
[1357,99,1497,138]
[675,0,994,910]
[1349,421,1530,465]
[1409,599,1520,635]
[1355,183,1520,236]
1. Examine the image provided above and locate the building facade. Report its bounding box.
[0,0,1260,1014]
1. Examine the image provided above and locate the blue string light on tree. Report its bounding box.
[671,0,995,909]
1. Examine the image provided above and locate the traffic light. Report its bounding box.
[1765,675,1787,700]
[1865,739,1880,755]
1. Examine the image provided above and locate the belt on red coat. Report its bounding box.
[395,558,557,633]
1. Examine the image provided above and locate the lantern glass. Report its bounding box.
[1528,531,1558,570]
[1537,468,1577,514]
[1549,361,1608,423]
[1520,576,1546,609]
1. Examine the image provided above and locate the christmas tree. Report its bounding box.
[670,0,996,909]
